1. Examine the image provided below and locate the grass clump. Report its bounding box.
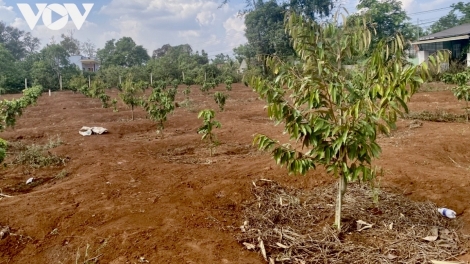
[55,169,69,179]
[11,135,68,168]
[404,110,467,122]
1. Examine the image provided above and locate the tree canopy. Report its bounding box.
[0,21,40,60]
[354,0,414,48]
[97,37,150,68]
[244,1,294,59]
[428,2,470,34]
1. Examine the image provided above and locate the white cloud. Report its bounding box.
[401,0,414,10]
[1,0,248,57]
[206,34,221,46]
[417,0,448,11]
[0,0,16,23]
[196,10,216,26]
[178,30,201,38]
[223,14,246,50]
[95,0,245,56]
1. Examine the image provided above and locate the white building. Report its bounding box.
[68,55,100,72]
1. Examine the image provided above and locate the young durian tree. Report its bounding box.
[251,12,447,231]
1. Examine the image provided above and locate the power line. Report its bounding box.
[408,6,452,16]
[417,15,464,25]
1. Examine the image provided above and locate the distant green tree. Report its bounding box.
[97,37,150,68]
[211,53,230,65]
[0,21,30,59]
[354,0,414,48]
[428,11,460,34]
[233,43,256,64]
[59,30,81,55]
[32,44,79,90]
[428,2,470,34]
[0,44,22,92]
[244,1,294,60]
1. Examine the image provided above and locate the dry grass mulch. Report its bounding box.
[236,179,469,263]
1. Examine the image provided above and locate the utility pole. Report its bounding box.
[417,18,419,41]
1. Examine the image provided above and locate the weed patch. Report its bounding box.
[10,136,68,168]
[404,110,467,122]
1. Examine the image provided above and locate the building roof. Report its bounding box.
[419,23,470,41]
[81,59,99,63]
[239,59,247,69]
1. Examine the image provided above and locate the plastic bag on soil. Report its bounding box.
[79,126,108,136]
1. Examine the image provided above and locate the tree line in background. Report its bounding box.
[231,0,470,77]
[0,25,240,94]
[427,2,470,34]
[0,0,468,94]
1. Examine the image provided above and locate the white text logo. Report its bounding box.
[17,3,94,30]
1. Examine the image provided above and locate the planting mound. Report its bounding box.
[237,180,469,263]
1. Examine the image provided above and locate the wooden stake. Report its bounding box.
[24,78,27,89]
[204,72,207,82]
[88,75,91,88]
[119,75,122,84]
[150,73,153,85]
[49,89,51,96]
[182,71,185,81]
[59,75,62,91]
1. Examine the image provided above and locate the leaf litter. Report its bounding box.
[236,180,469,263]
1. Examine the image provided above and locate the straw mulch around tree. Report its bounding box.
[236,179,469,264]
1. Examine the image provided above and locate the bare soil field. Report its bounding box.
[0,83,469,263]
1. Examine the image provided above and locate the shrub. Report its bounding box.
[197,109,221,156]
[213,92,228,111]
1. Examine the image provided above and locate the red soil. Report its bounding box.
[0,83,469,263]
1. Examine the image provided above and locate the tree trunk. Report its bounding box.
[159,122,164,139]
[131,105,134,121]
[334,173,347,231]
[335,112,346,231]
[466,100,469,122]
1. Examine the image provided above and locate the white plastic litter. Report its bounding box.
[438,208,456,219]
[79,126,108,136]
[26,177,34,184]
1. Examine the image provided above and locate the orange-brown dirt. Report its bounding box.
[0,83,469,263]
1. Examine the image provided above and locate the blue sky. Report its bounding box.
[0,0,464,58]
